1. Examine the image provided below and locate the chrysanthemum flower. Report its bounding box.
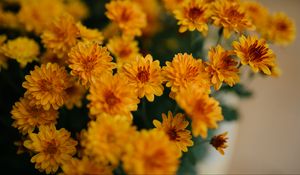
[107,36,140,67]
[65,0,89,21]
[163,53,210,96]
[233,35,276,75]
[120,54,164,102]
[68,41,115,86]
[0,35,8,70]
[87,74,139,118]
[175,85,223,138]
[162,0,185,12]
[41,13,79,58]
[105,0,147,37]
[24,125,77,174]
[210,132,228,155]
[153,111,193,153]
[0,8,20,29]
[82,114,137,166]
[205,45,239,90]
[122,129,179,174]
[61,157,113,175]
[174,0,210,35]
[211,0,254,38]
[76,22,104,43]
[65,80,86,110]
[18,0,65,34]
[11,97,58,135]
[266,12,296,45]
[22,63,72,110]
[1,37,39,67]
[40,50,66,66]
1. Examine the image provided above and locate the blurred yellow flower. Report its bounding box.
[68,41,115,86]
[24,125,77,174]
[0,35,8,70]
[211,0,254,38]
[40,50,66,66]
[163,53,210,96]
[176,85,223,138]
[65,80,86,110]
[266,12,296,45]
[87,74,139,118]
[83,114,137,166]
[107,36,140,67]
[174,0,210,35]
[153,111,193,153]
[210,132,228,155]
[105,0,147,37]
[120,54,164,102]
[233,35,276,75]
[162,0,185,12]
[1,37,39,67]
[22,63,72,110]
[76,22,104,43]
[61,157,113,175]
[41,13,79,58]
[65,0,89,21]
[205,45,239,90]
[123,129,179,174]
[11,97,58,135]
[0,8,19,29]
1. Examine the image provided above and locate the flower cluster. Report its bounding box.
[0,0,295,174]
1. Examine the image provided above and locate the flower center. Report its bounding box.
[167,128,179,141]
[104,91,120,106]
[276,22,288,31]
[248,41,268,62]
[188,7,204,20]
[119,48,132,58]
[45,141,58,155]
[137,67,150,83]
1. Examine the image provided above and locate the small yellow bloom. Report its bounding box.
[40,50,66,66]
[107,36,140,67]
[162,0,186,12]
[76,22,104,43]
[65,80,86,110]
[105,0,147,37]
[163,53,210,96]
[120,54,164,102]
[211,0,254,38]
[82,114,137,166]
[266,12,296,45]
[174,0,210,35]
[122,129,179,175]
[11,97,58,135]
[210,132,228,155]
[41,13,79,58]
[24,125,77,174]
[153,111,193,153]
[22,63,72,110]
[0,8,20,29]
[175,85,223,138]
[1,37,39,67]
[87,74,139,118]
[65,0,89,21]
[0,35,8,70]
[68,41,115,86]
[61,157,113,175]
[205,45,239,90]
[233,35,276,75]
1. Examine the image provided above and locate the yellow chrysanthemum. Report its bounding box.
[40,50,66,66]
[163,53,210,95]
[205,45,239,90]
[0,35,8,70]
[0,8,19,29]
[210,132,228,155]
[153,111,193,153]
[105,0,147,37]
[107,36,140,67]
[18,0,65,34]
[82,114,137,166]
[41,13,80,58]
[65,0,89,21]
[22,63,72,110]
[76,22,104,43]
[65,80,86,110]
[61,157,113,175]
[175,85,223,138]
[241,1,269,32]
[120,54,164,102]
[211,0,254,38]
[11,97,58,135]
[1,37,39,67]
[123,129,179,174]
[174,0,210,34]
[233,35,276,75]
[87,74,139,118]
[162,0,186,12]
[24,125,77,174]
[266,12,296,45]
[68,41,115,86]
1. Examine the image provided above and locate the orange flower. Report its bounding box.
[210,132,228,155]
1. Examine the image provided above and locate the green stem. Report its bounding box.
[173,103,179,114]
